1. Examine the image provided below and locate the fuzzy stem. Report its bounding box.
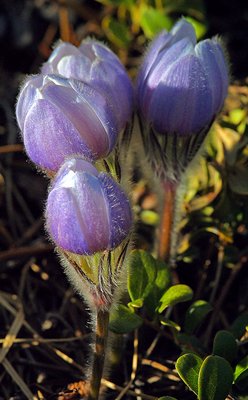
[157,179,178,262]
[88,309,110,400]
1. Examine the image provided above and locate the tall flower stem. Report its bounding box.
[88,309,110,400]
[158,179,178,263]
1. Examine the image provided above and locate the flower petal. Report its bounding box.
[170,18,197,46]
[23,99,94,171]
[148,54,213,135]
[195,38,229,113]
[141,38,194,115]
[99,173,132,248]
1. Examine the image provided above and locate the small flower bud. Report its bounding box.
[16,74,119,172]
[42,39,133,131]
[46,157,132,255]
[137,19,228,136]
[136,19,229,180]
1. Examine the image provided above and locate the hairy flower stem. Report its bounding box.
[158,180,178,263]
[88,309,110,400]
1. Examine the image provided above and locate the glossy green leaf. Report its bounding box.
[144,259,171,316]
[184,300,213,334]
[213,330,238,363]
[158,284,193,313]
[234,355,248,391]
[127,250,157,302]
[198,356,233,400]
[109,305,143,334]
[140,6,173,39]
[176,353,203,395]
[230,312,248,339]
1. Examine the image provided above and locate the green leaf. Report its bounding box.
[234,355,248,391]
[127,250,157,302]
[158,284,193,313]
[228,166,248,195]
[144,259,171,316]
[97,0,134,5]
[140,210,159,226]
[140,6,173,39]
[184,300,213,334]
[102,16,131,48]
[229,312,248,339]
[109,305,143,334]
[160,317,181,332]
[198,356,233,400]
[158,397,178,400]
[229,108,246,125]
[155,259,171,290]
[176,353,203,395]
[164,0,206,17]
[128,298,144,309]
[213,330,238,363]
[177,333,206,355]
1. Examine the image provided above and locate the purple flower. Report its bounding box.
[42,39,133,131]
[16,74,119,172]
[136,19,229,136]
[46,157,132,255]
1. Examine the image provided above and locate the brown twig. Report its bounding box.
[102,378,158,400]
[0,144,23,154]
[115,329,139,400]
[0,243,53,262]
[204,256,247,344]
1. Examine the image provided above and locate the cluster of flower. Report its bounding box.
[16,39,134,256]
[16,18,229,257]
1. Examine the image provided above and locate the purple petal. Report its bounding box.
[170,18,197,46]
[47,170,110,254]
[99,173,132,248]
[148,54,213,135]
[46,159,110,255]
[23,99,94,171]
[136,30,171,105]
[55,54,91,79]
[52,156,98,187]
[195,38,229,114]
[68,78,119,149]
[16,75,43,131]
[141,38,194,115]
[41,42,82,74]
[86,60,133,129]
[46,157,132,255]
[80,39,125,68]
[43,76,117,155]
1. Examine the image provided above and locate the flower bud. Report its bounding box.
[16,74,119,172]
[137,19,228,136]
[136,19,229,180]
[42,39,133,131]
[46,157,132,255]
